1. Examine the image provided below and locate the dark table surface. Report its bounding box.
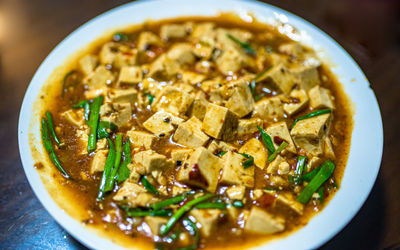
[0,0,399,249]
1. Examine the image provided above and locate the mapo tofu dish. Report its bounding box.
[38,15,352,249]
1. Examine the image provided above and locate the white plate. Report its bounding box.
[18,0,383,249]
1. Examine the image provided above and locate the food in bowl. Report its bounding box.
[36,14,352,249]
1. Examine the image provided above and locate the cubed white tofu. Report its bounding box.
[237,118,263,136]
[308,86,334,109]
[283,89,309,116]
[226,185,246,200]
[152,86,194,116]
[107,88,138,103]
[137,31,162,51]
[290,113,331,156]
[266,155,289,174]
[143,111,184,137]
[225,81,255,118]
[324,136,336,159]
[90,149,108,174]
[100,102,131,127]
[193,42,214,59]
[78,54,98,76]
[176,147,222,192]
[181,71,207,85]
[113,49,137,69]
[244,207,285,234]
[266,122,297,154]
[275,192,304,215]
[148,54,180,78]
[278,43,305,57]
[166,43,195,65]
[207,140,237,154]
[117,66,143,84]
[99,42,117,65]
[202,103,238,141]
[126,130,157,150]
[220,151,255,188]
[144,216,168,235]
[263,64,295,94]
[291,65,321,90]
[239,138,268,169]
[215,46,249,74]
[253,96,284,121]
[187,97,209,121]
[160,24,188,40]
[61,109,85,127]
[190,209,221,237]
[171,185,191,196]
[173,117,210,148]
[171,148,194,163]
[133,150,172,174]
[191,22,216,45]
[85,65,115,90]
[113,181,159,207]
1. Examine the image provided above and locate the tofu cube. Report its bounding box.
[118,66,143,84]
[237,118,263,136]
[152,86,194,116]
[137,31,162,50]
[78,54,98,76]
[133,150,172,174]
[264,63,295,94]
[275,192,304,215]
[143,111,184,137]
[145,216,168,235]
[113,181,159,208]
[266,155,289,175]
[324,136,336,159]
[126,130,157,150]
[291,65,321,90]
[176,147,222,192]
[99,42,117,65]
[189,209,221,237]
[107,88,138,103]
[253,96,284,121]
[266,122,297,154]
[173,117,210,148]
[202,103,238,141]
[187,97,209,121]
[166,43,195,65]
[171,148,194,163]
[160,24,188,40]
[86,65,115,90]
[90,149,108,174]
[100,102,131,127]
[226,81,255,117]
[244,207,285,234]
[290,113,331,156]
[61,109,85,127]
[220,151,255,188]
[148,54,180,78]
[226,185,246,200]
[308,86,334,109]
[215,46,248,74]
[239,138,268,169]
[283,89,309,116]
[181,71,207,85]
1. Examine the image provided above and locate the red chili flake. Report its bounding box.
[273,136,287,145]
[123,52,133,56]
[257,193,275,208]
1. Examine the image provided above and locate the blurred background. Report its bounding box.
[0,0,399,249]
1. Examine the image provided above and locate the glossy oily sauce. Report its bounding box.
[36,14,353,249]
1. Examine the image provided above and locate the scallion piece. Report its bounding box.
[317,186,324,204]
[113,32,129,42]
[141,176,159,195]
[302,166,321,182]
[41,118,70,179]
[267,141,288,162]
[232,200,244,208]
[195,202,226,209]
[257,126,275,154]
[104,134,122,191]
[296,160,335,204]
[151,191,195,210]
[97,138,116,200]
[147,93,154,104]
[240,153,254,168]
[61,70,79,97]
[217,151,227,157]
[87,95,103,153]
[226,34,256,55]
[72,100,90,121]
[291,109,331,128]
[45,111,62,146]
[160,193,214,236]
[97,121,118,139]
[292,156,307,184]
[125,208,172,217]
[178,219,199,250]
[116,138,131,184]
